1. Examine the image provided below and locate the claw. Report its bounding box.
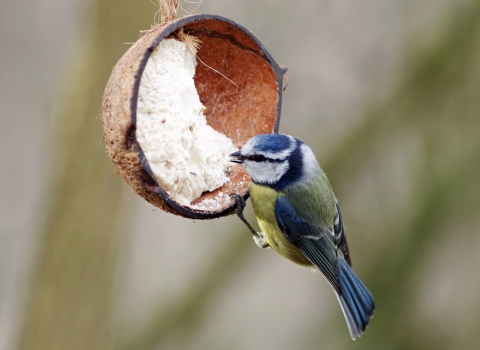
[253,233,269,249]
[230,193,246,216]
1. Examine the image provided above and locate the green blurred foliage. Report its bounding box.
[317,3,480,349]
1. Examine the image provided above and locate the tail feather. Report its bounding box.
[337,259,375,340]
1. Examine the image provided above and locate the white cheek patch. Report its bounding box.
[244,160,289,184]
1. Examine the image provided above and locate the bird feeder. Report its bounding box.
[102,14,286,219]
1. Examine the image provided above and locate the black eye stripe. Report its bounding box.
[250,154,266,162]
[248,155,286,163]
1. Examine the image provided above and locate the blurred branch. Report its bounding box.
[18,1,155,349]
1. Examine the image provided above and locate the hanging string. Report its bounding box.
[158,0,201,55]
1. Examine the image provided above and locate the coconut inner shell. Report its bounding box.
[183,19,280,210]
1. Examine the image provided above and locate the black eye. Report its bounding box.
[251,154,266,162]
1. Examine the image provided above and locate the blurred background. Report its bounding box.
[1,0,480,349]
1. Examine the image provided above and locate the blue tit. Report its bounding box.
[230,134,374,340]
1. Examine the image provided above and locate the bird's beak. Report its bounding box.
[229,151,245,164]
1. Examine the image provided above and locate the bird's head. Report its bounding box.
[229,134,320,189]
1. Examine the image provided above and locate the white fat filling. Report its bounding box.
[136,39,237,206]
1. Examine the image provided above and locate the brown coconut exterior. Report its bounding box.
[102,14,286,219]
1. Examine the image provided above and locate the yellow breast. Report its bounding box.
[250,183,313,268]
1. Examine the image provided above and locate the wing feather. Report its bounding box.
[334,195,352,265]
[275,196,340,293]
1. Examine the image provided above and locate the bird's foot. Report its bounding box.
[230,193,269,249]
[253,232,269,249]
[231,193,246,217]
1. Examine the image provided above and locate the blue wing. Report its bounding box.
[274,196,340,293]
[274,195,375,340]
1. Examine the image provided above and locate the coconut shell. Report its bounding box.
[102,14,286,219]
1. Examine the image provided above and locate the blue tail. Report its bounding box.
[336,259,375,340]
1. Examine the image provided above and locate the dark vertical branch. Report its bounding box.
[18,1,155,349]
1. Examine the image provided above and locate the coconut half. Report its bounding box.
[101,14,286,219]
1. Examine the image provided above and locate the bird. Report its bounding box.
[229,134,375,340]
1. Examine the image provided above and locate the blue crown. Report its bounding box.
[252,134,295,153]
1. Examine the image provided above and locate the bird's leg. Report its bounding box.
[230,194,269,248]
[230,193,257,236]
